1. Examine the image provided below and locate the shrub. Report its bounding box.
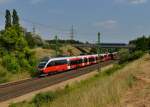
[27,57,37,77]
[128,51,144,61]
[118,49,130,64]
[32,92,57,107]
[0,66,8,83]
[0,48,8,57]
[28,67,38,77]
[2,54,20,73]
[102,64,122,76]
[28,57,37,67]
[19,58,30,68]
[42,42,50,49]
[119,49,144,64]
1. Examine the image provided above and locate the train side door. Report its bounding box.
[67,59,71,70]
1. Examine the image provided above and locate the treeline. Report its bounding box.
[129,36,150,51]
[118,35,150,64]
[46,39,84,44]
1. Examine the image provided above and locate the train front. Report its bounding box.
[37,57,50,76]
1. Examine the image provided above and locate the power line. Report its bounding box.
[0,11,69,32]
[0,11,96,41]
[22,18,69,32]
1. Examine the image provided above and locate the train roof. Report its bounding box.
[40,53,109,63]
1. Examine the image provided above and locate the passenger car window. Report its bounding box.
[47,61,55,67]
[47,60,67,67]
[84,58,87,63]
[55,60,67,65]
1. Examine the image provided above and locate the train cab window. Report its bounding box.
[38,57,49,68]
[38,62,47,69]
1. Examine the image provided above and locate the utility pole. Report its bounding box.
[32,25,36,35]
[97,32,101,72]
[55,35,58,57]
[70,25,74,40]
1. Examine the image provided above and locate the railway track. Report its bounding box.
[0,60,117,102]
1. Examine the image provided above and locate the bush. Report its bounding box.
[104,65,122,76]
[119,50,144,64]
[2,54,20,73]
[118,49,130,64]
[19,58,30,68]
[128,51,144,61]
[42,42,50,49]
[0,48,8,57]
[28,57,37,67]
[32,92,57,107]
[0,66,8,83]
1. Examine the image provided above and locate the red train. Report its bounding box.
[37,52,117,76]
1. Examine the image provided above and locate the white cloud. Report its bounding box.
[115,0,148,4]
[93,20,118,30]
[128,0,147,4]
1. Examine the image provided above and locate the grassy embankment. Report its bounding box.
[10,51,146,107]
[0,59,30,83]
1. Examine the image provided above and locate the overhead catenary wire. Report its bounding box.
[0,11,95,41]
[0,11,68,32]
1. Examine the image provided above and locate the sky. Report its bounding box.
[0,0,150,43]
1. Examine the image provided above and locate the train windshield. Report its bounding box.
[38,57,50,69]
[38,62,47,69]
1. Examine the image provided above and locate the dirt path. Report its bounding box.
[121,55,150,107]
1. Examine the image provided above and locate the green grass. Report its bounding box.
[0,65,8,83]
[0,63,30,84]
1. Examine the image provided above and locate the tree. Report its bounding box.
[33,35,44,46]
[129,35,149,51]
[5,9,11,29]
[0,26,28,51]
[148,36,150,50]
[25,32,36,48]
[12,9,19,26]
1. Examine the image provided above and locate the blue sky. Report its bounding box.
[0,0,150,43]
